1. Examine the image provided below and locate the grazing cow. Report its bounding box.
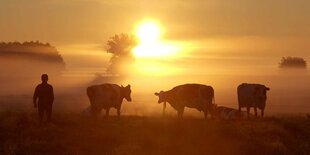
[154,84,215,119]
[237,83,270,118]
[210,104,250,120]
[86,83,132,118]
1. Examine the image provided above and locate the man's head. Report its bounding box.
[41,74,48,83]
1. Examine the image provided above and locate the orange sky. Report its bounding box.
[0,0,310,75]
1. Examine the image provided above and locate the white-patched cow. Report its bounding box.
[237,83,270,118]
[154,84,215,119]
[87,83,132,118]
[210,104,250,120]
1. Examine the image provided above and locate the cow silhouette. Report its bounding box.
[155,84,214,119]
[237,83,270,118]
[87,83,131,118]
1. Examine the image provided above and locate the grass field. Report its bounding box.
[0,73,309,155]
[1,111,310,155]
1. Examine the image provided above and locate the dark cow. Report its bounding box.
[237,83,270,118]
[154,84,214,119]
[210,104,251,120]
[87,83,132,118]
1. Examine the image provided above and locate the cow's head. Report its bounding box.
[254,86,270,102]
[121,84,132,102]
[154,91,166,104]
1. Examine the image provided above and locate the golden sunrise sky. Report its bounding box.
[1,0,310,75]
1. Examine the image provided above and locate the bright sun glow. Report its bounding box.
[133,21,179,58]
[137,22,160,44]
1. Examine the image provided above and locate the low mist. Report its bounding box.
[1,65,309,117]
[0,42,309,116]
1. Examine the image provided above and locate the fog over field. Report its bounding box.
[1,57,309,117]
[1,0,309,119]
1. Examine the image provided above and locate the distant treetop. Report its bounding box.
[106,34,137,57]
[105,34,137,75]
[279,57,307,69]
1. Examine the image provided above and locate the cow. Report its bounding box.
[237,83,270,118]
[154,84,215,119]
[86,83,132,118]
[209,104,251,120]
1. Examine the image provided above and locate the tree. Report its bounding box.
[106,33,138,75]
[279,57,307,69]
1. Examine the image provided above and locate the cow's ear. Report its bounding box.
[127,84,131,88]
[154,92,159,96]
[266,87,270,91]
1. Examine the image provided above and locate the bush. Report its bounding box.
[279,57,307,69]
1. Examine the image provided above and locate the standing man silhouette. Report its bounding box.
[33,74,54,125]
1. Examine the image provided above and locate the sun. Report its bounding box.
[136,22,161,44]
[133,20,179,58]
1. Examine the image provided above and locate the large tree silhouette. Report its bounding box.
[106,34,137,75]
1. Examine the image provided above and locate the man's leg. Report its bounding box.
[38,103,44,125]
[46,104,53,123]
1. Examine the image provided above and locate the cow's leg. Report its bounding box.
[246,106,250,118]
[178,107,184,119]
[254,107,258,118]
[163,102,166,117]
[261,109,264,118]
[117,107,121,117]
[203,109,208,119]
[105,108,110,118]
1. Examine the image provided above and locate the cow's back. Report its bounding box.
[237,83,266,108]
[87,83,120,109]
[173,84,214,109]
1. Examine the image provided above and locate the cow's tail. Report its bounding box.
[86,87,92,100]
[86,86,99,119]
[212,92,215,105]
[86,87,95,108]
[209,87,216,119]
[211,88,215,105]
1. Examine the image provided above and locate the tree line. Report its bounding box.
[0,41,51,47]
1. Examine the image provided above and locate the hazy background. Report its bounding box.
[0,0,309,117]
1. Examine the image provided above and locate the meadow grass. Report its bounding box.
[0,111,310,155]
